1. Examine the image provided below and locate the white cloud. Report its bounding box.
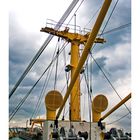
[9,0,73,32]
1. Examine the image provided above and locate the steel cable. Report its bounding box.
[30,41,59,119]
[100,0,120,35]
[99,22,131,36]
[34,41,69,118]
[90,54,131,114]
[106,112,131,125]
[9,42,69,121]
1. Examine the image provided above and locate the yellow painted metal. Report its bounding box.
[93,95,108,113]
[100,132,105,140]
[40,27,106,44]
[92,111,101,122]
[56,0,112,119]
[101,93,131,120]
[92,95,108,122]
[45,90,63,110]
[70,41,81,121]
[45,90,63,120]
[46,110,56,120]
[41,28,105,121]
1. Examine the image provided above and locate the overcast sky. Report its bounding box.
[9,0,131,132]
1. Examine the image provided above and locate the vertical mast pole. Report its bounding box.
[70,41,81,121]
[70,13,81,121]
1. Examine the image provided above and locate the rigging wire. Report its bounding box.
[83,72,92,103]
[100,0,120,35]
[54,39,60,89]
[33,41,69,118]
[83,0,120,35]
[84,22,131,36]
[36,41,69,117]
[66,0,85,26]
[9,42,69,121]
[99,22,131,36]
[62,44,69,119]
[63,42,69,90]
[61,72,69,120]
[82,91,86,119]
[84,69,92,140]
[62,49,90,118]
[87,0,131,117]
[31,67,51,119]
[35,63,55,117]
[60,73,70,94]
[84,6,101,28]
[31,41,59,119]
[106,112,131,125]
[63,57,90,118]
[90,22,130,52]
[10,42,67,121]
[9,0,80,99]
[91,0,120,52]
[89,53,93,93]
[90,54,131,114]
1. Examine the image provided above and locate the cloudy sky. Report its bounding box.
[9,0,131,132]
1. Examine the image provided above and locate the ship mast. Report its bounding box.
[41,0,111,121]
[41,27,105,121]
